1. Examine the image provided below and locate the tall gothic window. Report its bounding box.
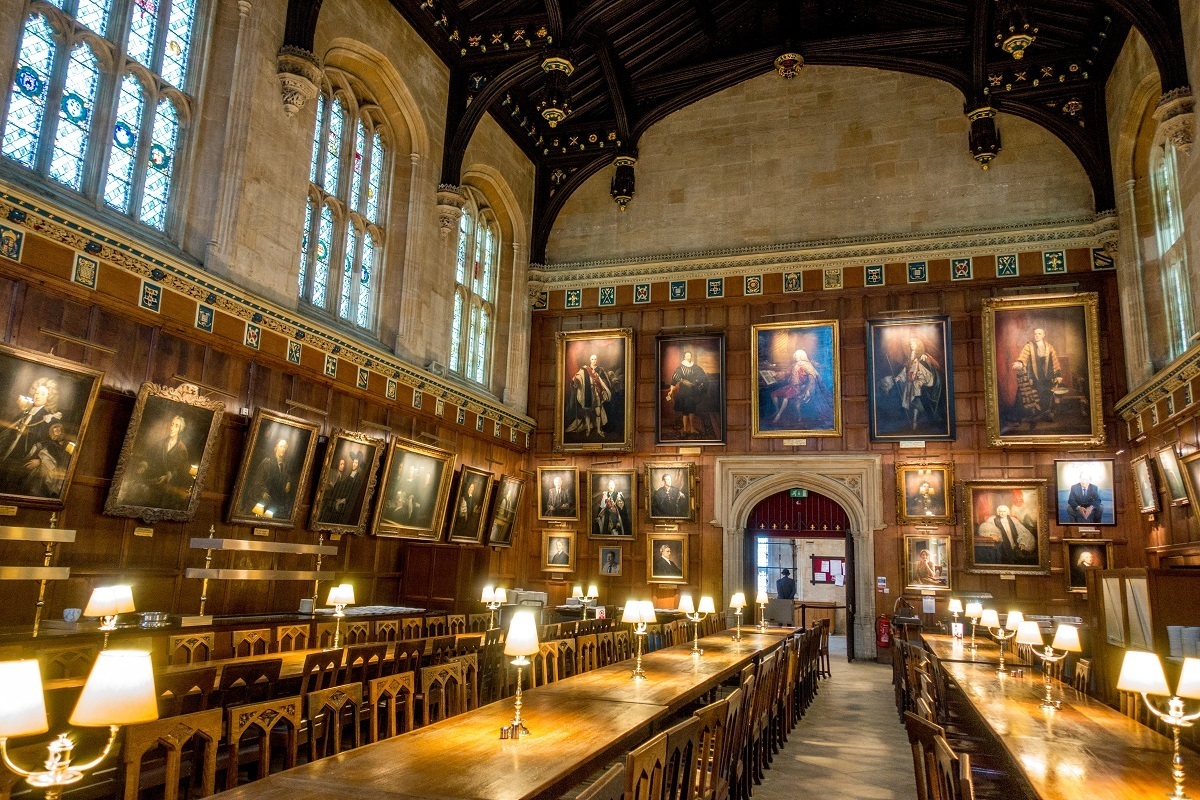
[298,74,388,331]
[1151,140,1193,359]
[2,0,201,233]
[449,190,499,386]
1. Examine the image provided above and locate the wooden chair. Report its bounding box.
[425,615,448,637]
[557,637,579,679]
[274,624,309,652]
[904,711,944,800]
[817,618,831,677]
[468,613,491,633]
[306,682,363,761]
[1073,658,1091,694]
[626,716,700,800]
[231,629,270,658]
[38,644,97,680]
[120,708,222,800]
[577,634,599,673]
[299,649,345,698]
[693,698,729,800]
[394,639,426,675]
[533,641,560,686]
[168,633,214,665]
[429,635,458,664]
[452,652,479,710]
[626,722,668,800]
[933,735,970,800]
[215,659,281,707]
[597,631,615,666]
[316,621,369,649]
[156,665,217,717]
[615,630,631,662]
[560,620,580,637]
[400,616,424,640]
[345,643,390,685]
[224,696,302,789]
[419,662,465,725]
[367,671,415,742]
[714,687,744,800]
[374,619,400,642]
[455,632,485,654]
[577,762,626,800]
[448,614,468,635]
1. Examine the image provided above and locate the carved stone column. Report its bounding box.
[1155,87,1195,156]
[1116,182,1154,384]
[276,46,322,117]
[502,240,531,414]
[436,184,466,237]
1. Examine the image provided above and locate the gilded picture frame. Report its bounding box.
[227,409,321,529]
[446,465,495,545]
[645,462,696,522]
[1156,444,1190,506]
[485,475,525,548]
[555,328,634,451]
[895,462,955,525]
[372,438,457,540]
[588,468,637,539]
[981,293,1105,447]
[542,529,576,573]
[866,316,955,442]
[1063,538,1112,594]
[1131,454,1159,513]
[1180,450,1200,511]
[647,532,688,584]
[0,343,103,510]
[1053,458,1116,526]
[309,429,385,535]
[598,546,623,577]
[537,466,578,521]
[104,382,225,523]
[903,533,951,592]
[962,479,1050,575]
[655,332,726,445]
[751,320,842,438]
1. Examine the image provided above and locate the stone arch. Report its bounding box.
[322,38,429,157]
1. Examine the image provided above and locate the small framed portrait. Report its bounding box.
[372,438,456,539]
[645,462,696,522]
[1180,451,1200,510]
[895,462,955,525]
[537,466,578,521]
[105,382,225,523]
[647,533,688,584]
[982,293,1105,447]
[962,480,1050,575]
[227,409,320,528]
[751,320,842,438]
[655,333,726,445]
[447,466,494,545]
[542,530,576,573]
[1132,454,1159,513]
[589,469,636,539]
[904,533,951,592]
[598,546,623,577]
[1064,539,1112,593]
[555,328,634,451]
[1054,459,1115,526]
[309,430,385,535]
[866,316,955,441]
[1156,445,1189,506]
[0,344,103,509]
[485,475,525,547]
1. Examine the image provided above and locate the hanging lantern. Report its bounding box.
[996,2,1037,59]
[967,106,1001,169]
[610,155,636,211]
[537,56,574,127]
[774,53,804,80]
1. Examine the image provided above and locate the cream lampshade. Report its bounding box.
[698,596,716,615]
[69,650,158,727]
[678,594,695,615]
[84,585,135,618]
[756,590,768,605]
[0,660,49,737]
[1117,651,1172,697]
[979,609,1000,629]
[587,585,598,598]
[639,601,655,623]
[327,583,355,606]
[621,600,643,624]
[1014,620,1044,647]
[730,592,746,610]
[1004,610,1024,631]
[1177,658,1200,700]
[504,611,539,657]
[481,585,496,603]
[494,588,507,604]
[572,586,583,599]
[965,602,983,619]
[1050,624,1083,653]
[948,599,963,614]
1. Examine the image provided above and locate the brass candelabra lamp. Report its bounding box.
[730,593,746,641]
[1118,651,1200,800]
[1015,622,1082,709]
[623,600,655,679]
[980,609,1022,676]
[572,584,598,620]
[947,598,963,638]
[679,594,715,657]
[501,611,539,739]
[481,585,506,630]
[82,585,134,649]
[965,601,983,651]
[326,583,354,649]
[755,590,769,632]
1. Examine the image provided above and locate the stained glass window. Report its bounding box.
[127,0,160,69]
[160,0,197,88]
[2,15,56,169]
[357,232,373,328]
[350,119,365,212]
[49,44,100,190]
[309,94,324,185]
[103,74,145,212]
[139,97,178,229]
[312,204,334,308]
[367,133,383,223]
[474,308,489,383]
[1152,143,1193,359]
[451,195,499,386]
[298,198,313,294]
[76,0,112,36]
[323,98,343,195]
[449,292,463,372]
[339,227,356,319]
[455,211,470,284]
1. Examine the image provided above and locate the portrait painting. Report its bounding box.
[555,328,634,451]
[647,533,688,584]
[598,546,623,577]
[0,344,103,509]
[105,382,225,523]
[537,466,578,521]
[589,469,636,539]
[1064,539,1112,593]
[447,466,494,544]
[1131,455,1159,513]
[309,429,385,536]
[904,534,951,592]
[895,462,955,525]
[866,316,954,441]
[542,529,576,573]
[752,320,842,437]
[372,438,456,540]
[982,293,1104,447]
[1180,451,1200,510]
[962,480,1050,575]
[1156,445,1189,506]
[228,409,320,528]
[645,462,696,521]
[1054,459,1115,526]
[655,333,725,445]
[485,475,525,547]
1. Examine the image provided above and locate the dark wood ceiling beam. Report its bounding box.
[595,37,637,140]
[387,0,460,62]
[282,0,323,52]
[465,0,531,24]
[544,0,564,41]
[1100,0,1188,88]
[565,0,656,43]
[967,0,988,105]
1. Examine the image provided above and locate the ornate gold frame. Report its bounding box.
[447,465,495,545]
[537,466,579,521]
[227,408,321,529]
[485,475,525,547]
[646,532,688,584]
[644,462,697,522]
[598,545,623,577]
[554,328,635,451]
[1156,444,1190,506]
[903,533,952,593]
[542,529,576,573]
[1131,454,1160,513]
[895,461,956,525]
[1179,450,1200,512]
[588,468,638,539]
[371,438,457,540]
[1053,458,1116,526]
[1063,538,1113,593]
[750,319,842,438]
[308,429,385,536]
[981,293,1105,447]
[104,382,225,523]
[962,479,1050,575]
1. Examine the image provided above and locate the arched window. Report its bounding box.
[2,0,204,234]
[298,73,388,332]
[1150,140,1193,359]
[449,189,499,386]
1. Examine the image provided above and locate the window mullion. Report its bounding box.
[126,79,154,218]
[151,0,170,76]
[81,52,118,198]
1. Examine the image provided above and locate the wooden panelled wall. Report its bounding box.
[1127,408,1200,567]
[527,269,1135,617]
[0,268,529,624]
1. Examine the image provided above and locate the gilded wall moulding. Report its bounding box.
[276,47,322,117]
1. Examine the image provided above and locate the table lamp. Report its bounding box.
[326,583,355,649]
[1118,651,1200,800]
[622,600,654,679]
[947,599,964,638]
[730,593,747,641]
[980,609,1015,675]
[1015,621,1081,709]
[0,651,158,800]
[83,585,135,648]
[482,585,506,630]
[964,602,983,651]
[756,590,769,632]
[572,585,598,620]
[502,610,539,738]
[679,594,715,657]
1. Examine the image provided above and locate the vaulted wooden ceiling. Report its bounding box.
[283,0,1190,261]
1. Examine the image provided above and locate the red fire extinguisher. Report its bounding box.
[877,615,892,648]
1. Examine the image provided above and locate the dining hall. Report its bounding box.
[0,0,1198,797]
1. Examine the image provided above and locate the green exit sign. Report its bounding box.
[789,488,808,499]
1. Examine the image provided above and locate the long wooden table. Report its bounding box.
[923,632,1029,667]
[942,659,1200,799]
[211,628,790,800]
